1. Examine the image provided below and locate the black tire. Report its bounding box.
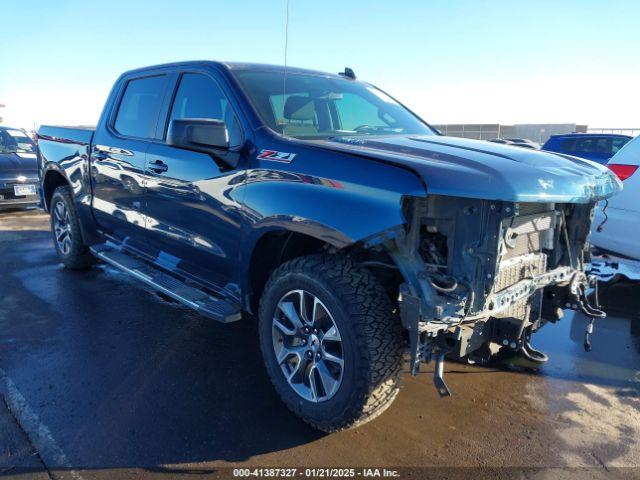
[49,186,95,269]
[258,254,404,432]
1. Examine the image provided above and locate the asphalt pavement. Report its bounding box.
[1,210,639,480]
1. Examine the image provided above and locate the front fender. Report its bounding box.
[237,141,426,310]
[246,183,409,248]
[242,160,425,249]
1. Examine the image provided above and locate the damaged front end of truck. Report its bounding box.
[365,193,613,396]
[309,134,624,397]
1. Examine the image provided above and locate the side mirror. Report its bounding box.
[167,118,229,152]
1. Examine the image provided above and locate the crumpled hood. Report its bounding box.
[313,135,622,203]
[0,151,38,179]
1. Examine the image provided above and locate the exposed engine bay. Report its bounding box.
[365,195,605,396]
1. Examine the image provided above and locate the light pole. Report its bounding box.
[539,128,545,143]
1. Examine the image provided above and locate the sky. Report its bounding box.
[1,0,639,130]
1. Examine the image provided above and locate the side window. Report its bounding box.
[575,138,596,153]
[612,138,629,155]
[114,76,166,138]
[594,138,611,155]
[169,73,242,148]
[559,138,576,152]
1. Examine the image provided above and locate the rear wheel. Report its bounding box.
[258,254,404,432]
[50,186,95,269]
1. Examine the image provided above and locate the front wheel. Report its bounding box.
[258,255,404,432]
[49,186,95,269]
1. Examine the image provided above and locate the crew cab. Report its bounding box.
[38,61,621,431]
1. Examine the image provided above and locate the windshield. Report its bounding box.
[0,128,36,153]
[234,71,435,139]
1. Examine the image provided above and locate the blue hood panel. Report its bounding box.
[315,135,622,204]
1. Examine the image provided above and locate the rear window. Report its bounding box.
[114,75,166,138]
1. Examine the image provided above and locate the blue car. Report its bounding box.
[542,133,632,164]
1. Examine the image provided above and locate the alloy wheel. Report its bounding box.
[272,289,344,402]
[53,200,72,255]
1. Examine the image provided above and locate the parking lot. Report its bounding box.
[1,210,639,479]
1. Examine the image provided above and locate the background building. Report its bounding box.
[433,123,588,143]
[586,127,640,136]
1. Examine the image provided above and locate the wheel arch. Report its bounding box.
[41,164,102,246]
[243,221,408,315]
[42,168,70,212]
[245,229,331,314]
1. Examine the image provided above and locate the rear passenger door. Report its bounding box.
[142,71,247,295]
[91,74,169,246]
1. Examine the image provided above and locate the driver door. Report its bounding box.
[142,71,246,296]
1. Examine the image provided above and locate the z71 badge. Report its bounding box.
[257,149,297,163]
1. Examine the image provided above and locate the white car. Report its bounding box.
[591,135,640,269]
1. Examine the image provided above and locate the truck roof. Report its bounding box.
[121,60,343,79]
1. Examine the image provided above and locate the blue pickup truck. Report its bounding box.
[37,61,621,431]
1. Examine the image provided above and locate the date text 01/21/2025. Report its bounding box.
[232,467,400,477]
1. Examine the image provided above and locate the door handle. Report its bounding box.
[147,160,168,174]
[94,145,133,157]
[93,147,109,161]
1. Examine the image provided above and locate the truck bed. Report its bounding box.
[38,125,95,146]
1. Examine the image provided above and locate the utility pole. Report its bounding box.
[0,103,5,124]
